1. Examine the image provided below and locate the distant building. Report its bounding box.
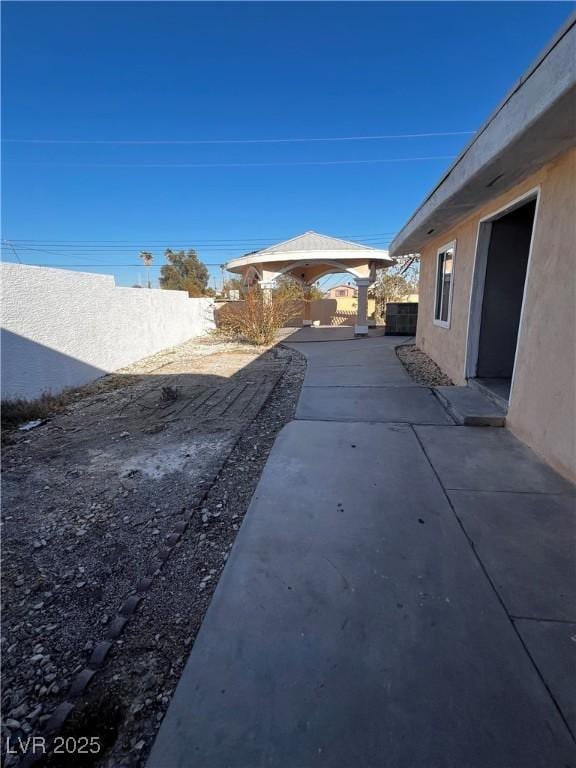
[325,283,357,299]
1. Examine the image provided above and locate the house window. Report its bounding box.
[434,242,455,327]
[336,289,347,297]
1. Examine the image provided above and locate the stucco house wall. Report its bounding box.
[1,264,216,400]
[415,147,575,480]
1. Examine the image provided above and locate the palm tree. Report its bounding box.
[139,251,154,289]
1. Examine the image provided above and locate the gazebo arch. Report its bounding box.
[243,264,262,286]
[276,259,367,282]
[225,231,395,335]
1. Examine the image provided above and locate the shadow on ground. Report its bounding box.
[1,335,306,767]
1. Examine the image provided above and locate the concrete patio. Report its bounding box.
[148,333,575,767]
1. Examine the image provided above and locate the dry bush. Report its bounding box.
[1,382,107,436]
[217,288,293,346]
[1,392,71,436]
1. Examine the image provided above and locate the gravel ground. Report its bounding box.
[1,336,305,768]
[395,343,453,387]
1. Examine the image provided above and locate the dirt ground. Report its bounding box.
[1,336,306,767]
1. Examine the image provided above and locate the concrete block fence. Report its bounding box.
[1,264,216,400]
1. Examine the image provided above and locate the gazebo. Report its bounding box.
[225,231,394,335]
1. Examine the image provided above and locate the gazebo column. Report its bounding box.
[354,277,371,336]
[302,285,312,326]
[260,280,275,303]
[259,270,278,304]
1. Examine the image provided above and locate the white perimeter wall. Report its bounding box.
[1,264,216,400]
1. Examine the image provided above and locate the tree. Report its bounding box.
[159,249,210,297]
[222,277,245,299]
[139,251,154,289]
[371,256,419,319]
[273,275,323,301]
[308,283,325,301]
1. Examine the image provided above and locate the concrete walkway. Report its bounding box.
[148,334,576,767]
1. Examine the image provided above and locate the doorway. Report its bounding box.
[466,192,538,403]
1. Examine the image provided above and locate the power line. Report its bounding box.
[2,248,392,255]
[0,262,229,268]
[2,255,396,268]
[6,233,397,243]
[1,250,391,260]
[6,155,455,169]
[1,244,394,257]
[1,233,395,268]
[3,130,475,146]
[1,258,394,268]
[1,236,396,255]
[3,237,396,248]
[2,240,22,263]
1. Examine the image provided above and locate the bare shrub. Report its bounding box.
[217,288,293,346]
[1,379,124,437]
[1,392,70,434]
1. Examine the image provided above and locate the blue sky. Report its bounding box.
[2,1,572,289]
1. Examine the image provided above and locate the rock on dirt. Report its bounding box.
[395,343,453,387]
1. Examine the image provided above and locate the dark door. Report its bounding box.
[476,199,536,379]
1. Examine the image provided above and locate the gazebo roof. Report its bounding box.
[251,231,381,255]
[226,231,393,279]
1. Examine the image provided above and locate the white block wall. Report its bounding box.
[1,264,216,400]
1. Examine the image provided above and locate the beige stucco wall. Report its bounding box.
[329,296,377,316]
[416,148,576,481]
[282,298,377,327]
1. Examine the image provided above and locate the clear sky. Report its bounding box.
[2,1,572,289]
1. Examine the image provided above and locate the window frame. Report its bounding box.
[433,240,456,329]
